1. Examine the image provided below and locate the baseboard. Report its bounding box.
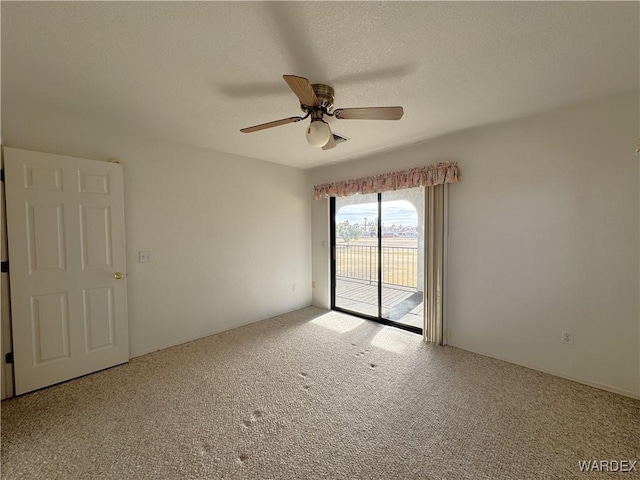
[449,345,640,400]
[129,310,639,400]
[130,319,260,359]
[130,304,313,359]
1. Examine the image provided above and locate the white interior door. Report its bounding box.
[4,147,128,395]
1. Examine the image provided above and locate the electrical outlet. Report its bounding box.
[562,331,574,345]
[292,283,296,292]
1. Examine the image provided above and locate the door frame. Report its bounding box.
[330,195,423,335]
[1,147,15,399]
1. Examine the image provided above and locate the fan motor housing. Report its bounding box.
[300,84,334,112]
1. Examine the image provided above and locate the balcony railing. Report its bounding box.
[335,244,418,288]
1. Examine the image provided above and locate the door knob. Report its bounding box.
[113,272,124,280]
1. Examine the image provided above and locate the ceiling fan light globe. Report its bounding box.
[306,119,331,148]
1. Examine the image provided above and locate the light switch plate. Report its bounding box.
[138,251,153,263]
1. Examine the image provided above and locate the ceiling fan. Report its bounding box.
[240,75,404,150]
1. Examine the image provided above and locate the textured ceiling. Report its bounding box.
[2,2,638,169]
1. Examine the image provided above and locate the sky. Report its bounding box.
[336,200,418,227]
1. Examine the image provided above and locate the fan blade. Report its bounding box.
[322,129,337,151]
[283,75,320,108]
[333,106,404,120]
[240,116,303,133]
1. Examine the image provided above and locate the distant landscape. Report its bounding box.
[336,199,421,247]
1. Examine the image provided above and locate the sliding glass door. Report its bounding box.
[333,192,379,318]
[331,187,424,334]
[381,189,424,330]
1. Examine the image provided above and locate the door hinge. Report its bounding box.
[0,168,4,182]
[5,352,13,364]
[1,261,8,273]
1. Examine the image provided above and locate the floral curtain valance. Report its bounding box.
[313,162,460,200]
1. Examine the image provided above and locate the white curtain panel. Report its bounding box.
[424,184,448,345]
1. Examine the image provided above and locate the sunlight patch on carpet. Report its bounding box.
[310,312,365,333]
[371,326,415,353]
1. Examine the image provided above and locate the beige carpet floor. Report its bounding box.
[1,307,639,480]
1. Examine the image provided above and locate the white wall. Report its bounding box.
[2,107,312,357]
[310,91,640,398]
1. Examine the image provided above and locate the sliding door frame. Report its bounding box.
[330,195,422,335]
